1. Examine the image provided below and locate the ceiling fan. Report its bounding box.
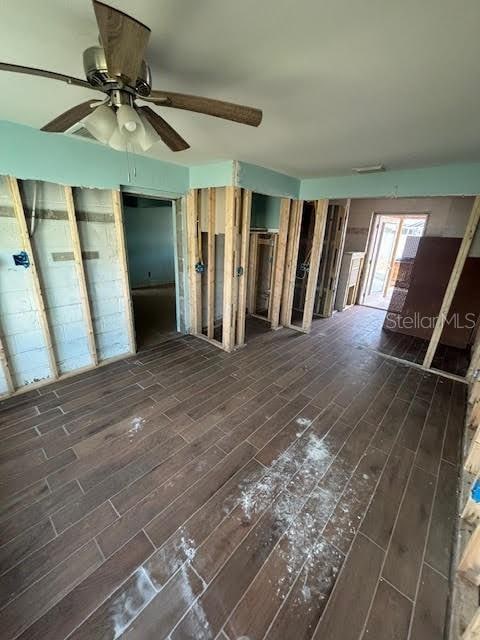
[0,0,263,152]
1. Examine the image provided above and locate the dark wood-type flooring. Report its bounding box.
[0,305,464,640]
[355,305,470,377]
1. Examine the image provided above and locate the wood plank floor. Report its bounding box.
[355,305,470,377]
[0,305,464,640]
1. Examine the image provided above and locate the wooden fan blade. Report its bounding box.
[41,101,97,133]
[0,62,92,89]
[93,0,150,84]
[145,90,263,127]
[139,106,190,152]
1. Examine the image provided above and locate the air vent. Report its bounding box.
[71,125,97,141]
[352,164,385,174]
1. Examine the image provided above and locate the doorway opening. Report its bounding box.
[123,194,178,350]
[361,213,427,310]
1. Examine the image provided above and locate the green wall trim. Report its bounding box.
[0,120,189,195]
[235,161,300,198]
[189,161,235,189]
[299,163,480,200]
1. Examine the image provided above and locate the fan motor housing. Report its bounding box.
[83,46,152,96]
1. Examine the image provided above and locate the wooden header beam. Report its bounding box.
[64,186,97,366]
[7,176,58,379]
[423,196,480,368]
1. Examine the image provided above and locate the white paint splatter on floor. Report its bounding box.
[295,416,313,428]
[176,536,212,639]
[128,416,145,441]
[111,567,158,639]
[235,430,338,604]
[179,534,197,562]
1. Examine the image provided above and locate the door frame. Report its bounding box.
[119,189,181,351]
[358,211,429,308]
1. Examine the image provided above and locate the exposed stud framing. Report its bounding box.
[458,522,480,585]
[281,199,303,328]
[186,189,202,335]
[7,176,58,379]
[462,476,480,526]
[236,189,252,347]
[462,608,480,639]
[423,196,480,368]
[267,234,278,322]
[222,186,238,352]
[319,200,350,317]
[207,188,216,339]
[302,199,329,331]
[0,325,14,395]
[270,198,291,329]
[112,190,136,354]
[232,189,241,345]
[468,329,480,382]
[247,233,259,314]
[64,186,97,366]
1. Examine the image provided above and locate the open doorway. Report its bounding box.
[361,213,427,310]
[123,194,178,349]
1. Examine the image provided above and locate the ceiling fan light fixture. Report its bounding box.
[8,2,263,151]
[138,112,161,151]
[108,126,127,151]
[82,104,116,143]
[116,104,143,135]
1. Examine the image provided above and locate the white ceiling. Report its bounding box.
[1,0,480,177]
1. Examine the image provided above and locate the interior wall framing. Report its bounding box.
[281,199,329,333]
[246,231,278,322]
[186,186,252,352]
[314,199,350,317]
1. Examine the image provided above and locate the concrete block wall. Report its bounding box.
[73,188,130,361]
[0,178,135,397]
[0,177,52,388]
[21,180,93,375]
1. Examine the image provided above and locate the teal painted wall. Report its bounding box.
[236,161,299,198]
[124,200,175,288]
[299,163,480,200]
[0,120,189,195]
[190,161,234,188]
[251,193,281,229]
[3,120,480,202]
